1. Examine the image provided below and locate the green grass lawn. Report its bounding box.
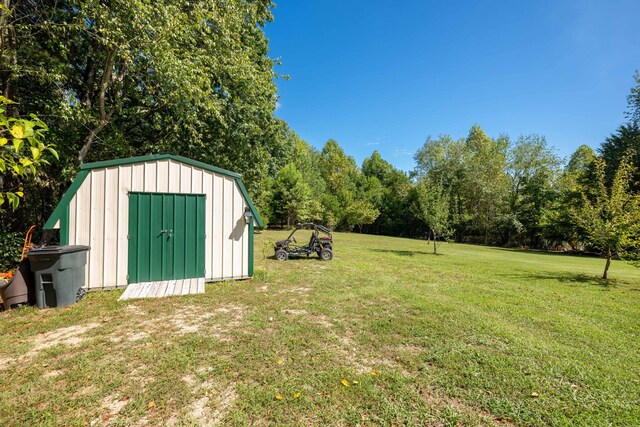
[1,231,639,426]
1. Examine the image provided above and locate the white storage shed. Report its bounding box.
[43,154,263,294]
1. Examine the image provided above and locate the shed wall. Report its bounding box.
[66,159,249,289]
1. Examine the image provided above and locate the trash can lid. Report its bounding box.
[26,245,90,256]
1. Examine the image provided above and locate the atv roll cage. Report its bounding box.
[274,223,333,261]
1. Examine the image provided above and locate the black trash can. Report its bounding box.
[25,245,90,309]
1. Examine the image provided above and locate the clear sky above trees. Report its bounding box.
[266,0,640,171]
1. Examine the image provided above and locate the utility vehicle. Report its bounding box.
[274,223,333,261]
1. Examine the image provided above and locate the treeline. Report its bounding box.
[263,119,638,249]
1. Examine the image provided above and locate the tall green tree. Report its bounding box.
[270,163,312,228]
[599,123,640,190]
[362,151,414,236]
[464,125,509,244]
[541,145,597,249]
[415,177,452,254]
[504,134,561,246]
[414,135,468,240]
[319,139,358,228]
[573,154,640,279]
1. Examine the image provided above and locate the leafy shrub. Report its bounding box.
[0,230,23,271]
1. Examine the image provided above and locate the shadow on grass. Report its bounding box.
[370,248,442,257]
[508,270,615,289]
[269,255,325,261]
[488,246,603,260]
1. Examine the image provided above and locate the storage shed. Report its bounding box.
[43,154,263,294]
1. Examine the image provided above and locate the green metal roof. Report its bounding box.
[79,154,242,178]
[44,154,264,230]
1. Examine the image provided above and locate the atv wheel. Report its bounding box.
[320,248,333,261]
[275,249,289,261]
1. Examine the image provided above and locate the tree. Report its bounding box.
[318,139,358,229]
[344,199,379,233]
[270,163,312,228]
[599,123,640,190]
[415,178,452,254]
[626,71,640,125]
[573,154,640,280]
[0,96,56,211]
[362,151,414,236]
[504,134,561,246]
[541,145,596,250]
[464,125,509,244]
[413,135,468,241]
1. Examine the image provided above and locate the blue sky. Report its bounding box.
[265,0,640,171]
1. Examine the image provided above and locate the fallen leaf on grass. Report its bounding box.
[530,392,539,397]
[293,392,301,398]
[352,380,359,385]
[371,370,379,376]
[341,379,350,387]
[147,401,156,409]
[275,395,284,400]
[277,359,283,365]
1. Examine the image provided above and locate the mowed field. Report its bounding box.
[1,231,639,426]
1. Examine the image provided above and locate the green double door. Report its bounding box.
[128,193,206,283]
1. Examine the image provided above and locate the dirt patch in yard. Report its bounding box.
[89,394,130,426]
[169,376,237,426]
[282,308,308,316]
[26,322,101,358]
[44,369,63,378]
[0,356,14,371]
[125,304,248,340]
[328,328,401,375]
[416,386,515,426]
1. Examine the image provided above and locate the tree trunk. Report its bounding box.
[602,249,612,280]
[78,121,107,163]
[432,229,437,254]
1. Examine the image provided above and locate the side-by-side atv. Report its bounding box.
[274,223,333,261]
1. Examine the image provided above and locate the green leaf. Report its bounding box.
[30,146,41,160]
[6,192,20,211]
[10,124,25,139]
[47,147,59,160]
[0,137,7,146]
[13,138,24,152]
[11,163,24,176]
